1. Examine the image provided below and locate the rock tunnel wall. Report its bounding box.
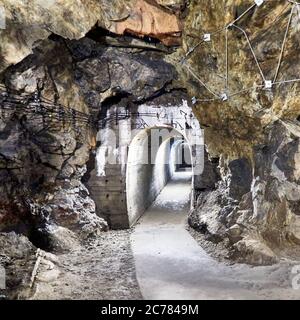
[0,1,194,249]
[179,0,300,265]
[0,0,299,266]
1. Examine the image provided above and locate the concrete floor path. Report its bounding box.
[131,172,300,300]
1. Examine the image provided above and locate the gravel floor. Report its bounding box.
[31,229,142,300]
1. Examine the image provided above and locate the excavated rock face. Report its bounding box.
[181,0,300,264]
[111,0,182,45]
[0,15,180,252]
[0,232,36,299]
[0,37,108,248]
[180,0,300,157]
[0,0,182,72]
[0,0,299,266]
[250,121,300,247]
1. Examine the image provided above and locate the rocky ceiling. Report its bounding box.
[2,0,299,157]
[0,0,183,72]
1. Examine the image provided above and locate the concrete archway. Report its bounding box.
[126,126,194,226]
[86,100,204,229]
[170,139,192,175]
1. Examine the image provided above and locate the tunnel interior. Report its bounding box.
[126,126,193,226]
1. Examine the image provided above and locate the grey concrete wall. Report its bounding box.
[87,163,129,228]
[126,131,172,226]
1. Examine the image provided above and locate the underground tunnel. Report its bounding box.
[126,127,193,226]
[1,0,300,302]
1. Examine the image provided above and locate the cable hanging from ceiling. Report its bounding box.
[180,0,300,104]
[0,83,194,130]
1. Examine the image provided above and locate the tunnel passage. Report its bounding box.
[85,101,204,229]
[170,139,192,174]
[126,126,193,226]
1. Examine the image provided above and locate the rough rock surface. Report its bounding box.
[30,230,142,300]
[190,120,300,265]
[0,0,300,271]
[172,0,300,265]
[179,0,300,154]
[0,232,36,299]
[0,0,182,73]
[0,17,180,254]
[112,0,182,46]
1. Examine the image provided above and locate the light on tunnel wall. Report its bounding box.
[169,139,192,177]
[170,140,181,176]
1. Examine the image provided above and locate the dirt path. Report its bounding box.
[131,172,300,300]
[31,230,142,300]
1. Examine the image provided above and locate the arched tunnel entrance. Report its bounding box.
[126,126,194,226]
[85,101,204,229]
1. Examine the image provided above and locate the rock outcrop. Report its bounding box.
[179,0,300,264]
[0,14,180,253]
[0,232,36,299]
[0,0,182,73]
